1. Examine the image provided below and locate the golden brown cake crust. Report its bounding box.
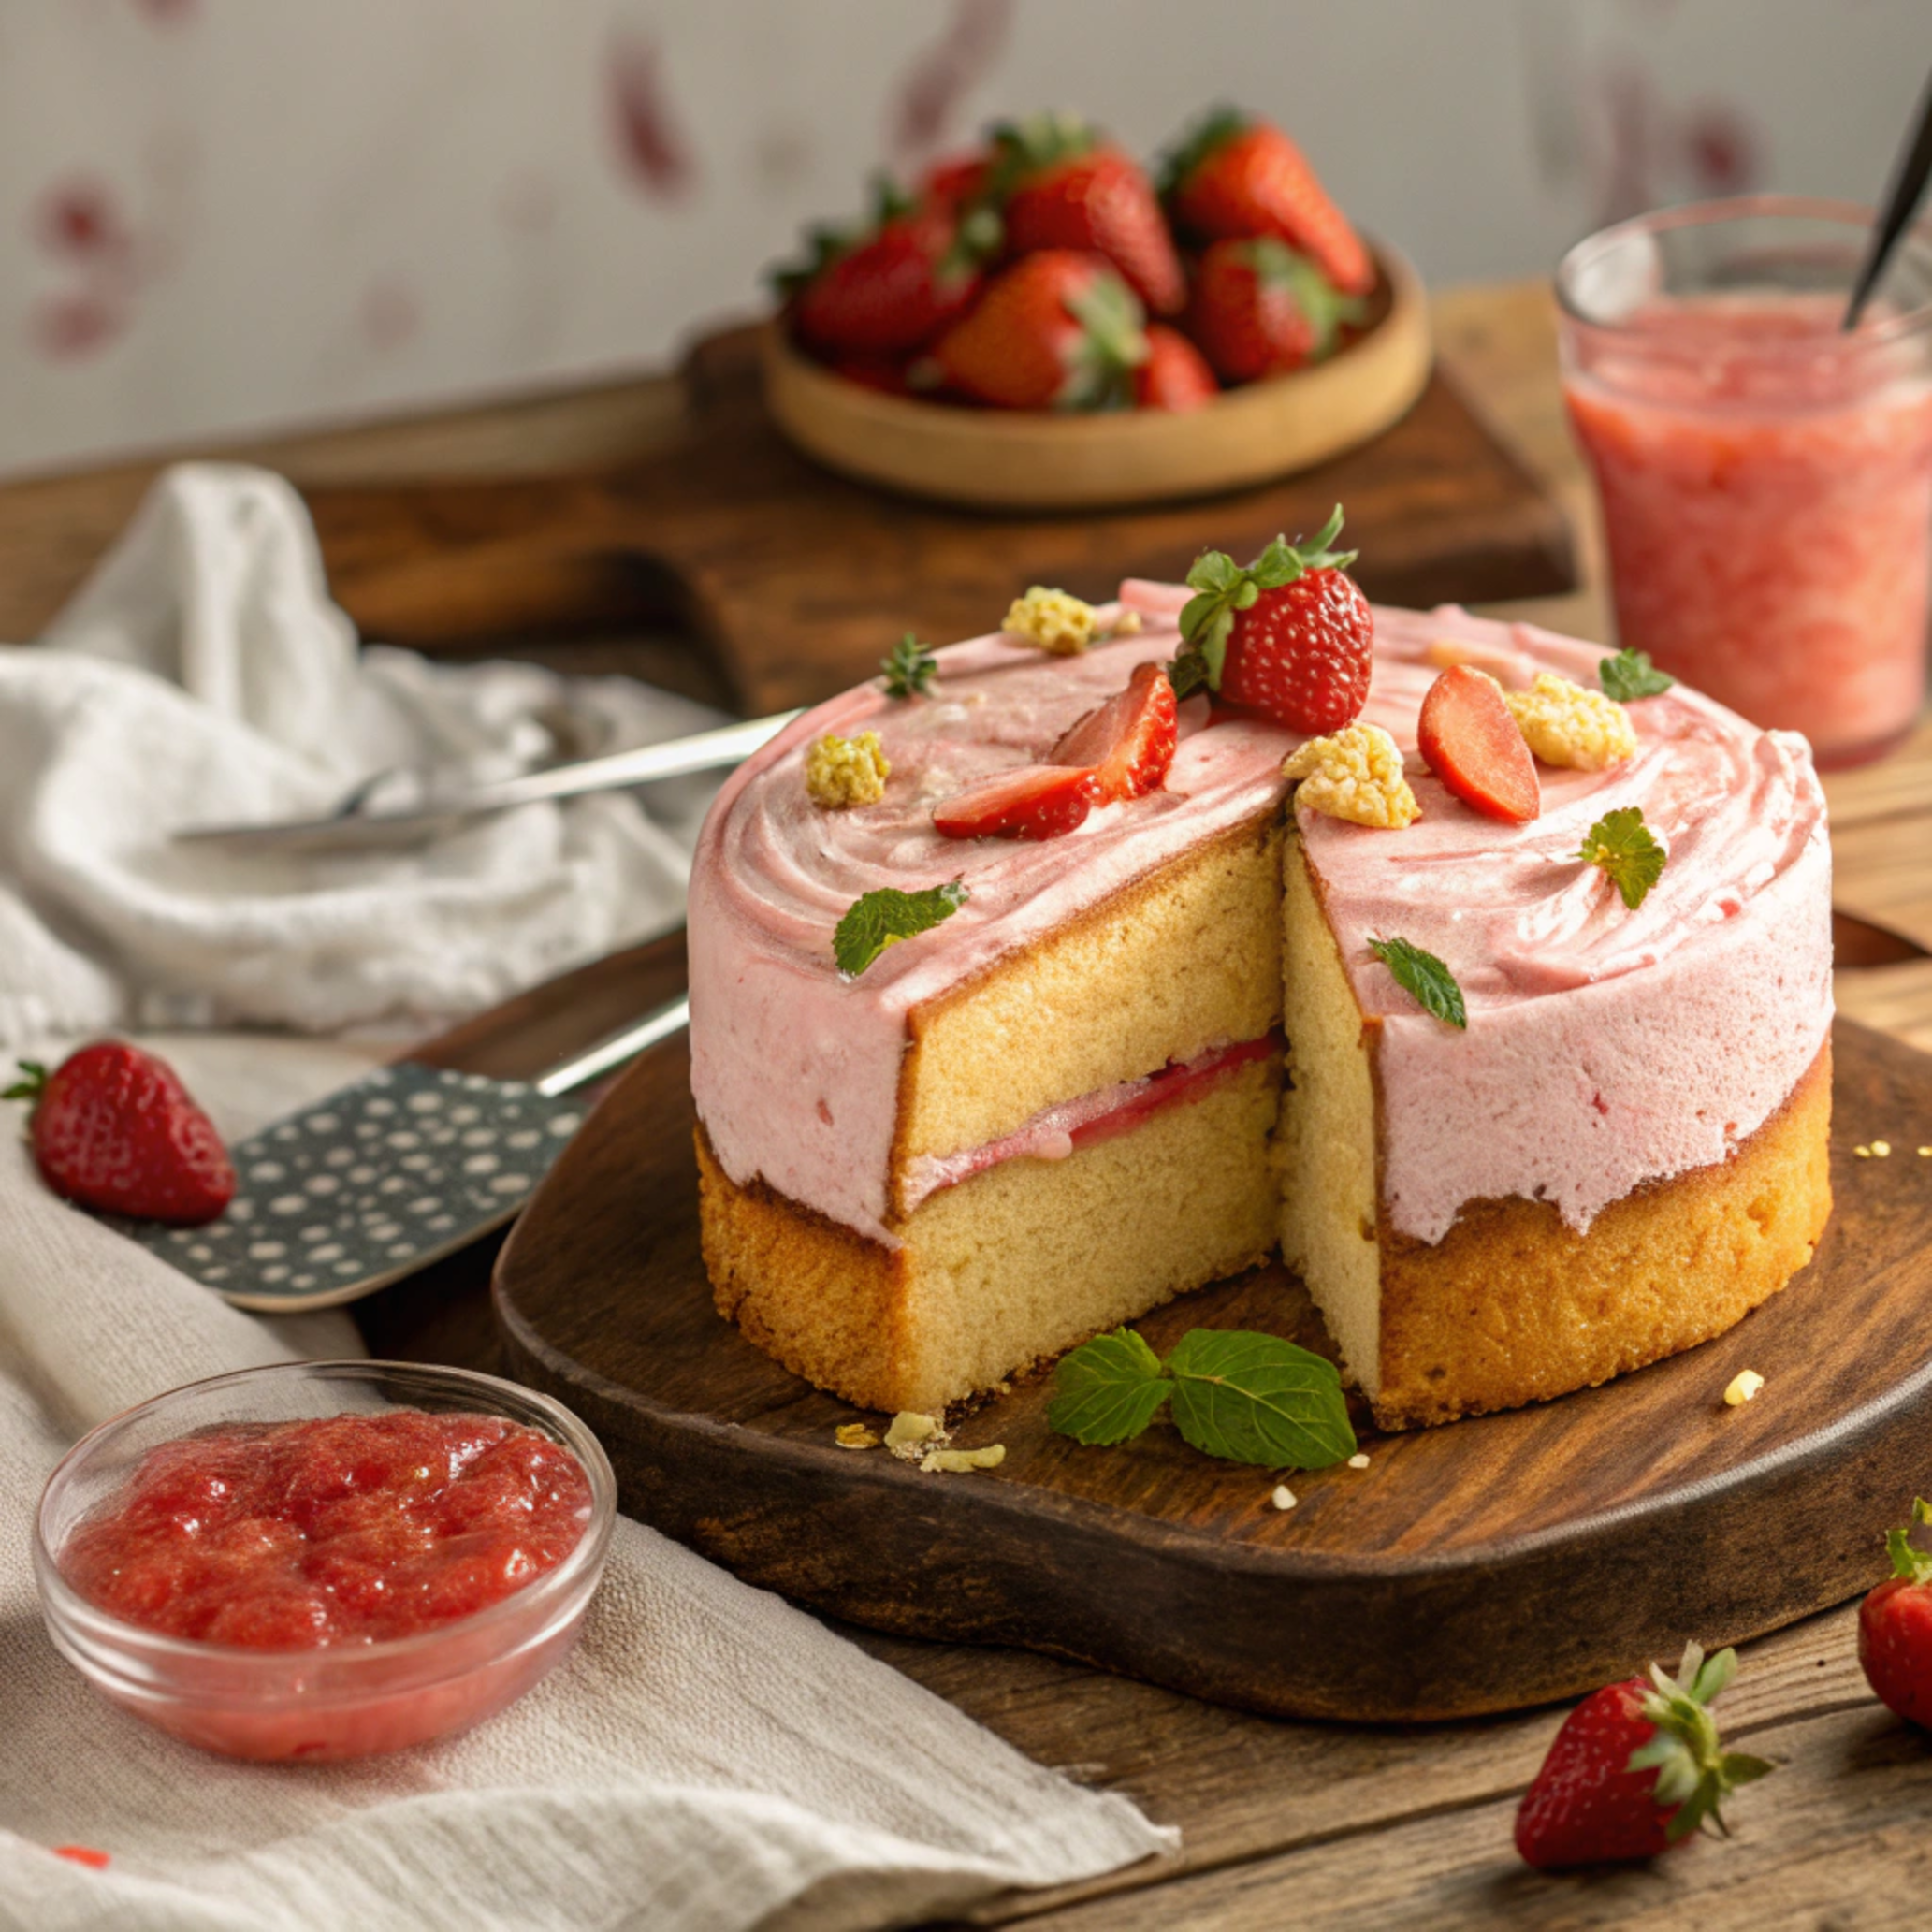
[696,1123,914,1407]
[1372,1039,1834,1431]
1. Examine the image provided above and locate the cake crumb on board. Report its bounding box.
[1346,1453,1372,1470]
[835,1423,879,1450]
[1271,1485,1298,1511]
[1723,1369,1765,1408]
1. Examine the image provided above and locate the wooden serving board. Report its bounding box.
[493,1003,1932,1723]
[296,325,1575,719]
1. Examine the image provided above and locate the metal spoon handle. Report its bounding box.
[1845,64,1932,329]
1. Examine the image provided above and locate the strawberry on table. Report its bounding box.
[984,112,1185,316]
[780,182,996,360]
[1859,1495,1932,1727]
[1161,107,1374,298]
[1051,661,1180,802]
[1135,325,1219,411]
[1515,1642,1773,1870]
[1184,238,1361,385]
[6,1042,236,1226]
[926,251,1148,411]
[1417,664,1542,824]
[932,764,1096,841]
[1169,506,1374,734]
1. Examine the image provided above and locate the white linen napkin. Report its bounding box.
[0,1039,1173,1932]
[0,462,726,1047]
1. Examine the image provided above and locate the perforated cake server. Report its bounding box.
[124,996,690,1312]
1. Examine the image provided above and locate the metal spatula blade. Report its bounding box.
[122,997,690,1311]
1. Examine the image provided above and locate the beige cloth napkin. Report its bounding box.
[0,1037,1174,1931]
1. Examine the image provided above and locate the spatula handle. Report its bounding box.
[534,995,690,1098]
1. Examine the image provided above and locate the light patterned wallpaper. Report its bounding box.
[2,0,1926,478]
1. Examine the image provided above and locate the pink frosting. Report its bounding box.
[688,592,1830,1247]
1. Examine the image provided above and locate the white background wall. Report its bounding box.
[2,0,1927,479]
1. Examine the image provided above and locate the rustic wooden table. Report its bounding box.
[4,282,1929,1928]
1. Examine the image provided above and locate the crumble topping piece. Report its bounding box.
[805,731,891,808]
[1270,1484,1298,1511]
[1346,1452,1371,1470]
[1004,587,1100,655]
[835,1423,879,1450]
[1871,1140,1893,1157]
[1722,1369,1765,1407]
[1503,673,1637,771]
[1281,723,1420,828]
[920,1445,1006,1474]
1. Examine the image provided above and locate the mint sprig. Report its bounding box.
[833,880,968,978]
[1599,647,1675,702]
[1049,1327,1356,1469]
[1367,936,1466,1029]
[880,633,937,700]
[1578,806,1667,910]
[1171,507,1357,692]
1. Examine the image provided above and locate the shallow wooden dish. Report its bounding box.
[494,1006,1932,1722]
[760,242,1432,512]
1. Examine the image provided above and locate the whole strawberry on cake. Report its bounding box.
[687,511,1832,1428]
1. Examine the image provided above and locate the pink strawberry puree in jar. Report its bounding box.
[34,1362,615,1762]
[1558,197,1932,766]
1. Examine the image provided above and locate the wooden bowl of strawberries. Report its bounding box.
[762,108,1431,513]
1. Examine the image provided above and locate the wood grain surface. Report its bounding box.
[5,281,1929,1927]
[492,1008,1932,1724]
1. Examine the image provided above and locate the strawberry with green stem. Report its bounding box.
[926,251,1148,411]
[981,112,1185,316]
[1515,1642,1774,1869]
[1136,325,1219,411]
[1859,1495,1932,1727]
[1168,507,1373,734]
[6,1042,236,1225]
[1184,237,1364,385]
[1161,107,1374,297]
[778,177,998,361]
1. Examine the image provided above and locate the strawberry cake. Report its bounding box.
[687,530,1833,1430]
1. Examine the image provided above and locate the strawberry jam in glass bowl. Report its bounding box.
[34,1361,615,1762]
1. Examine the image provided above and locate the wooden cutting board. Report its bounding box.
[298,326,1575,719]
[492,1005,1932,1724]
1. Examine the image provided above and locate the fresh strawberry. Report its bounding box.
[932,764,1095,840]
[1417,664,1541,823]
[6,1042,236,1225]
[1052,662,1179,801]
[1135,325,1219,411]
[780,182,997,360]
[1161,108,1374,298]
[1184,238,1362,385]
[1859,1496,1932,1727]
[1515,1643,1773,1870]
[1169,507,1373,734]
[926,251,1148,411]
[985,113,1185,316]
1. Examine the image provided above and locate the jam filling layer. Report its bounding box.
[900,1031,1280,1215]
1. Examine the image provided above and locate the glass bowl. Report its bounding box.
[34,1360,616,1762]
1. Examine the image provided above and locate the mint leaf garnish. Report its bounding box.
[1048,1326,1357,1469]
[833,880,968,978]
[1166,1329,1357,1469]
[1045,1328,1170,1445]
[1170,507,1357,694]
[1599,647,1675,702]
[880,633,937,700]
[1578,806,1666,910]
[1367,936,1466,1029]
